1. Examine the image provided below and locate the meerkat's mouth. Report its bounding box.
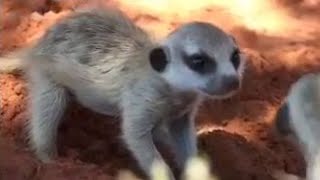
[197,88,240,100]
[199,79,242,100]
[210,90,239,99]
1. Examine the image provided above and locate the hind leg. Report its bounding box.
[28,71,68,162]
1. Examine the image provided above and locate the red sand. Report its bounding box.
[1,0,320,180]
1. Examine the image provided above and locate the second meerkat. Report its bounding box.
[2,8,246,179]
[274,73,320,180]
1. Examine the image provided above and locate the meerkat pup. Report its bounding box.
[1,7,245,179]
[274,73,320,180]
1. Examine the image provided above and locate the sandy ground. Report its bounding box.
[1,0,320,179]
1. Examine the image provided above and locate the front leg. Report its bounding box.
[121,94,175,179]
[168,113,198,170]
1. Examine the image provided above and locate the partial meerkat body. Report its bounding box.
[274,73,320,180]
[1,8,245,179]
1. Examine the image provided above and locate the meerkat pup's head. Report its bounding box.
[149,22,245,99]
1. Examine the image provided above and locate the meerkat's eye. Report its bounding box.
[231,49,240,70]
[190,54,206,69]
[184,52,215,74]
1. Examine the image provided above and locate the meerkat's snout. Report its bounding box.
[207,49,243,97]
[217,74,240,92]
[202,73,240,99]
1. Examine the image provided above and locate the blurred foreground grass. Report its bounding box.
[117,156,219,180]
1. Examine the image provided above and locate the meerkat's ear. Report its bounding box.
[274,102,292,135]
[230,35,237,42]
[149,47,168,73]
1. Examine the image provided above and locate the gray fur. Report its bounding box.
[2,8,244,179]
[274,73,320,180]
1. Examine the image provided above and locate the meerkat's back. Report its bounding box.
[274,73,320,180]
[30,9,153,85]
[26,8,158,115]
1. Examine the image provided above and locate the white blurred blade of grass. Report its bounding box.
[117,156,219,180]
[184,156,219,180]
[116,170,142,180]
[151,160,171,180]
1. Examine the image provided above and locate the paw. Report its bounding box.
[35,147,58,163]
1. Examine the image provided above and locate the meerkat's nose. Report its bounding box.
[223,75,240,91]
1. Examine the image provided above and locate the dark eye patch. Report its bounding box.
[183,51,216,74]
[231,49,240,70]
